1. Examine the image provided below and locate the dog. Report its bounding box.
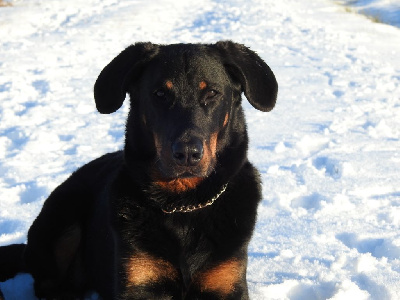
[0,41,278,299]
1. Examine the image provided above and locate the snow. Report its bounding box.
[1,0,400,299]
[336,0,400,28]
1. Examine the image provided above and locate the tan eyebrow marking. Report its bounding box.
[199,81,207,90]
[166,80,174,89]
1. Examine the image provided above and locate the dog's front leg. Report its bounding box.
[119,251,182,300]
[185,257,250,300]
[24,184,93,298]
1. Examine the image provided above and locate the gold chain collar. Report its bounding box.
[162,183,228,214]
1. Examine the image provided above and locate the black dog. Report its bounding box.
[0,41,277,299]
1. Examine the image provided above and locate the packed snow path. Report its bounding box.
[1,0,400,299]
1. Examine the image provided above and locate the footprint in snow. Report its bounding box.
[313,156,342,179]
[32,80,50,96]
[336,232,400,260]
[1,127,29,153]
[291,192,327,211]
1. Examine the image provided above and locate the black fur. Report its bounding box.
[0,244,26,282]
[0,41,278,299]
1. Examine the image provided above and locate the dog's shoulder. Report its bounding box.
[66,151,124,189]
[210,161,262,238]
[37,151,125,215]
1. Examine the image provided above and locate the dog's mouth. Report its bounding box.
[155,160,209,176]
[153,173,205,194]
[151,131,219,193]
[152,159,215,193]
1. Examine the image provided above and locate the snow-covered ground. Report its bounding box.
[336,0,400,28]
[1,0,400,299]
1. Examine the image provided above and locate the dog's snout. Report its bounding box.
[172,138,204,167]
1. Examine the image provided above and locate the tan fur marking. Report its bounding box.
[209,132,218,158]
[152,131,205,193]
[199,81,207,90]
[126,253,178,286]
[197,259,244,295]
[155,177,204,193]
[152,132,219,193]
[166,80,174,89]
[223,113,229,127]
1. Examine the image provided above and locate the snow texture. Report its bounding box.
[1,0,400,299]
[336,0,400,27]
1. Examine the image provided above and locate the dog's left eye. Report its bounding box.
[202,90,220,106]
[206,90,218,99]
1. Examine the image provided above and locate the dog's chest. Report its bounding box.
[116,205,214,286]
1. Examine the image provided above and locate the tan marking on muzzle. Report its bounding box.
[152,132,218,193]
[209,132,218,158]
[223,113,229,127]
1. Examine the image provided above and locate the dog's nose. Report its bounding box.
[172,138,204,166]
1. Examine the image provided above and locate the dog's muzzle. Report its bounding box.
[171,137,204,167]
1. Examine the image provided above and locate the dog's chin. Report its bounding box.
[154,176,204,193]
[153,163,212,193]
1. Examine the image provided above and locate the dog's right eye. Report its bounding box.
[154,89,166,98]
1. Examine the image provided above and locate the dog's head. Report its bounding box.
[94,41,277,193]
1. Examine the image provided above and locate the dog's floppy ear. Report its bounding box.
[94,42,158,114]
[215,41,278,112]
